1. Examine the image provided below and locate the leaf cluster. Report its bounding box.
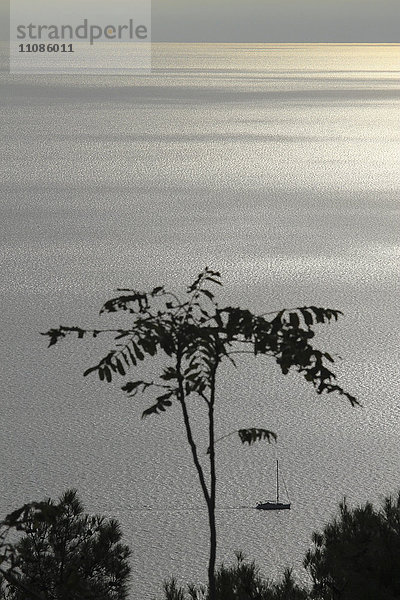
[42,268,357,422]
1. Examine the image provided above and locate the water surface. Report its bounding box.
[1,43,399,598]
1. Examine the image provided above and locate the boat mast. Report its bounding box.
[276,459,279,503]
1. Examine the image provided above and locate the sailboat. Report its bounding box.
[256,459,291,511]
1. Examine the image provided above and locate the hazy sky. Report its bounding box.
[152,0,399,42]
[2,0,399,42]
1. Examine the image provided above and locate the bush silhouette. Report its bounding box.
[305,493,400,599]
[0,489,131,600]
[161,552,309,600]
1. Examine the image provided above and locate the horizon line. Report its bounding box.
[151,41,399,45]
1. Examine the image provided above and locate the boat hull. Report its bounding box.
[256,502,291,511]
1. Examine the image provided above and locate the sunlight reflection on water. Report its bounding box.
[0,43,399,598]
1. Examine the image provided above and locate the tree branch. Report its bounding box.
[176,349,210,506]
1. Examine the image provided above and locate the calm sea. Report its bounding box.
[1,44,400,598]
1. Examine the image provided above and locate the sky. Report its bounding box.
[151,0,399,42]
[2,0,399,42]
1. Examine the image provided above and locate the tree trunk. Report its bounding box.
[176,344,219,600]
[176,348,210,501]
[207,501,217,600]
[207,362,218,600]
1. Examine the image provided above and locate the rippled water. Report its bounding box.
[1,44,400,598]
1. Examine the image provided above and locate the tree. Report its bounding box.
[304,494,400,600]
[0,489,131,600]
[43,268,357,600]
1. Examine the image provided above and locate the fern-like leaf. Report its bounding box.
[238,428,277,446]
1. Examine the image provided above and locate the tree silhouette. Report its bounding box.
[43,268,357,600]
[305,494,400,600]
[163,551,309,599]
[0,490,131,600]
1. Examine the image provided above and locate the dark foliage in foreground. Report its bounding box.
[0,490,131,600]
[160,552,309,600]
[3,491,400,599]
[305,492,400,600]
